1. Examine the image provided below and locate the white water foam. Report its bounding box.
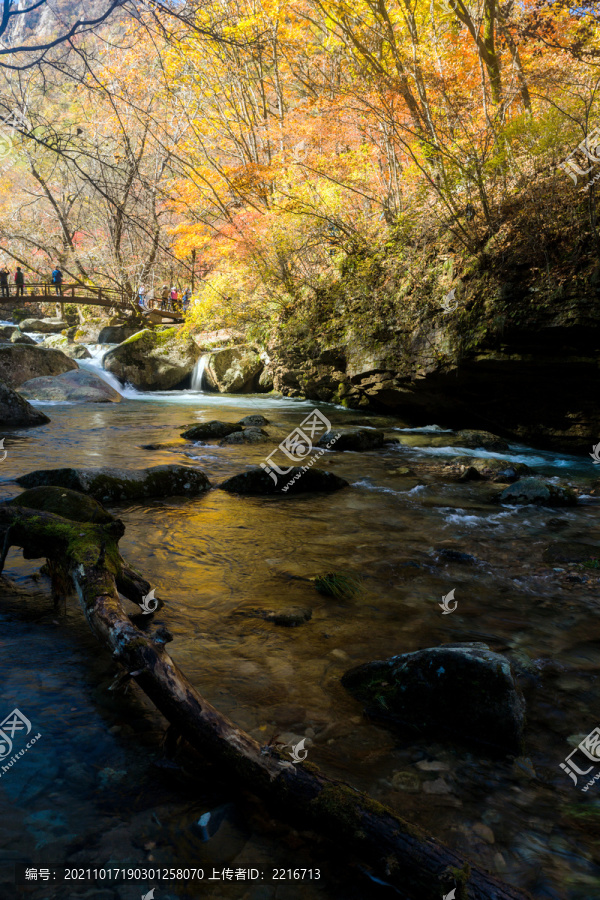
[393,424,454,433]
[191,353,209,391]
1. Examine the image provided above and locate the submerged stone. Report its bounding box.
[342,642,525,755]
[16,465,211,502]
[219,466,348,495]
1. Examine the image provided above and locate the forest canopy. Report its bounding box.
[0,0,598,330]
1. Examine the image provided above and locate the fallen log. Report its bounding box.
[0,504,532,900]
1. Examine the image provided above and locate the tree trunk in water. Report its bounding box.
[0,505,533,900]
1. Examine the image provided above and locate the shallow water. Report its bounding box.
[0,372,599,899]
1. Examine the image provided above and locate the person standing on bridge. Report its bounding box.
[14,267,24,297]
[0,265,9,299]
[182,288,191,313]
[160,284,169,310]
[51,266,63,296]
[169,286,178,311]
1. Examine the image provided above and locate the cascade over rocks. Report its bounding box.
[19,369,121,403]
[342,642,526,755]
[103,328,200,390]
[16,465,212,502]
[0,344,78,387]
[0,381,50,426]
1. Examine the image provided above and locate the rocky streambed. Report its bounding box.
[0,371,598,899]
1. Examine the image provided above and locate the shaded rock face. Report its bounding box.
[19,318,68,334]
[0,345,77,388]
[8,486,116,524]
[19,369,121,403]
[497,477,577,507]
[181,420,243,441]
[317,429,384,452]
[205,347,264,393]
[342,642,526,755]
[219,466,348,495]
[103,328,200,390]
[0,382,50,427]
[267,310,600,453]
[16,465,211,502]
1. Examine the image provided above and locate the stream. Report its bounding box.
[0,338,599,900]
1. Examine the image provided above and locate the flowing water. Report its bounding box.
[1,340,600,899]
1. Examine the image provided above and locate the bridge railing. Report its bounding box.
[8,282,130,304]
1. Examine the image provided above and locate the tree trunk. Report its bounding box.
[0,505,533,900]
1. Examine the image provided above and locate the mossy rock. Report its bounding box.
[16,465,212,503]
[103,328,199,390]
[497,477,577,507]
[9,486,116,524]
[181,420,243,441]
[342,642,525,755]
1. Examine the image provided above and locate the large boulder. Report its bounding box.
[0,325,37,345]
[41,335,91,359]
[12,308,40,325]
[0,381,50,427]
[103,328,200,390]
[8,486,116,524]
[19,369,121,403]
[317,429,384,452]
[98,323,144,344]
[0,345,77,388]
[19,318,68,334]
[342,642,525,755]
[497,477,577,507]
[219,466,348,495]
[16,465,211,503]
[205,347,263,393]
[181,420,243,441]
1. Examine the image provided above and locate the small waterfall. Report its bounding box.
[191,353,210,392]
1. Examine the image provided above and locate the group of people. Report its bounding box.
[0,265,63,299]
[138,284,192,314]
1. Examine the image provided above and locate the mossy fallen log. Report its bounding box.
[0,504,532,900]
